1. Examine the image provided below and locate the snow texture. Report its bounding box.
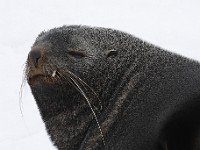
[0,0,200,149]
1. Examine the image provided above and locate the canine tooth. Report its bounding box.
[52,70,56,77]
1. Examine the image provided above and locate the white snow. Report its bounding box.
[0,0,200,149]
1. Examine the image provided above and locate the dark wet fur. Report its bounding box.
[26,25,200,150]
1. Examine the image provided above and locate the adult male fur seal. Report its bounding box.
[26,25,200,150]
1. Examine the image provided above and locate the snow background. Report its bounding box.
[0,0,200,149]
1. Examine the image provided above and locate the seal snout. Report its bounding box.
[27,47,59,85]
[27,48,47,84]
[28,49,43,68]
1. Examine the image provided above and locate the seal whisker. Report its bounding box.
[53,66,102,112]
[25,63,30,83]
[47,65,57,82]
[68,76,106,146]
[19,73,26,117]
[67,74,101,114]
[19,62,29,117]
[42,65,46,77]
[57,68,102,114]
[54,71,62,82]
[65,70,103,110]
[55,69,69,81]
[44,65,57,83]
[44,59,62,83]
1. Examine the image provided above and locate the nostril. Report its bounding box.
[29,50,42,67]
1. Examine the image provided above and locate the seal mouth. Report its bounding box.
[27,69,58,85]
[30,74,46,79]
[30,70,57,78]
[28,72,46,85]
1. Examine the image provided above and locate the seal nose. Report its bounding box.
[28,50,42,67]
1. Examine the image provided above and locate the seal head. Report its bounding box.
[26,25,136,149]
[26,25,200,150]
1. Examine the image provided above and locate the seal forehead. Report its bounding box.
[35,25,128,54]
[35,28,70,45]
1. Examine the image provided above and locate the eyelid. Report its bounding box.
[67,50,86,58]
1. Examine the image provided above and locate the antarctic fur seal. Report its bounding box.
[26,25,200,150]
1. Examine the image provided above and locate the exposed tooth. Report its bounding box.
[52,70,56,77]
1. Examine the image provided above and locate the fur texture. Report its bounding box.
[26,25,200,150]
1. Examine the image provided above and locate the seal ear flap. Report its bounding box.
[105,49,118,58]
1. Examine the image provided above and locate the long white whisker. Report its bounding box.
[19,63,28,117]
[66,70,102,110]
[69,76,105,146]
[19,77,26,117]
[48,67,105,145]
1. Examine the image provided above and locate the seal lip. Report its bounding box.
[29,73,46,79]
[28,73,46,85]
[27,69,59,85]
[27,68,47,84]
[28,69,46,79]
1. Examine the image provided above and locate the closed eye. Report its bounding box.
[67,51,86,59]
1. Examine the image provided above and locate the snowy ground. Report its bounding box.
[0,0,200,149]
